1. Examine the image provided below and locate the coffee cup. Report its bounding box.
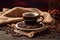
[22,12,44,25]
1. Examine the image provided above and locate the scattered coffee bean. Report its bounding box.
[11,34,16,37]
[40,36,43,39]
[47,35,51,38]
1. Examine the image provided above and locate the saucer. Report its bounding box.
[15,21,45,31]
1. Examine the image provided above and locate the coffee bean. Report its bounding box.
[0,28,2,30]
[16,33,21,37]
[14,33,20,37]
[47,35,51,38]
[12,34,16,37]
[40,36,43,39]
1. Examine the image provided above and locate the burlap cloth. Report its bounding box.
[0,7,55,37]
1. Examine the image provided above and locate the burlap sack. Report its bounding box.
[0,7,55,37]
[0,7,55,25]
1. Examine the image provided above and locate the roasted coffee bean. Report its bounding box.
[40,36,43,39]
[0,28,2,30]
[10,28,14,31]
[12,34,16,37]
[12,31,16,34]
[47,35,51,38]
[14,33,20,37]
[5,31,9,34]
[16,33,21,37]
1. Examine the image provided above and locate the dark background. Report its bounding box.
[0,0,60,11]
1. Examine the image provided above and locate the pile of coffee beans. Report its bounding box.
[18,21,43,29]
[0,24,21,37]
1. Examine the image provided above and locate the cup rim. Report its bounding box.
[22,12,39,17]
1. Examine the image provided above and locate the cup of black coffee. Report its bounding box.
[22,12,44,25]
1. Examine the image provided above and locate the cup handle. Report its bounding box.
[37,16,44,22]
